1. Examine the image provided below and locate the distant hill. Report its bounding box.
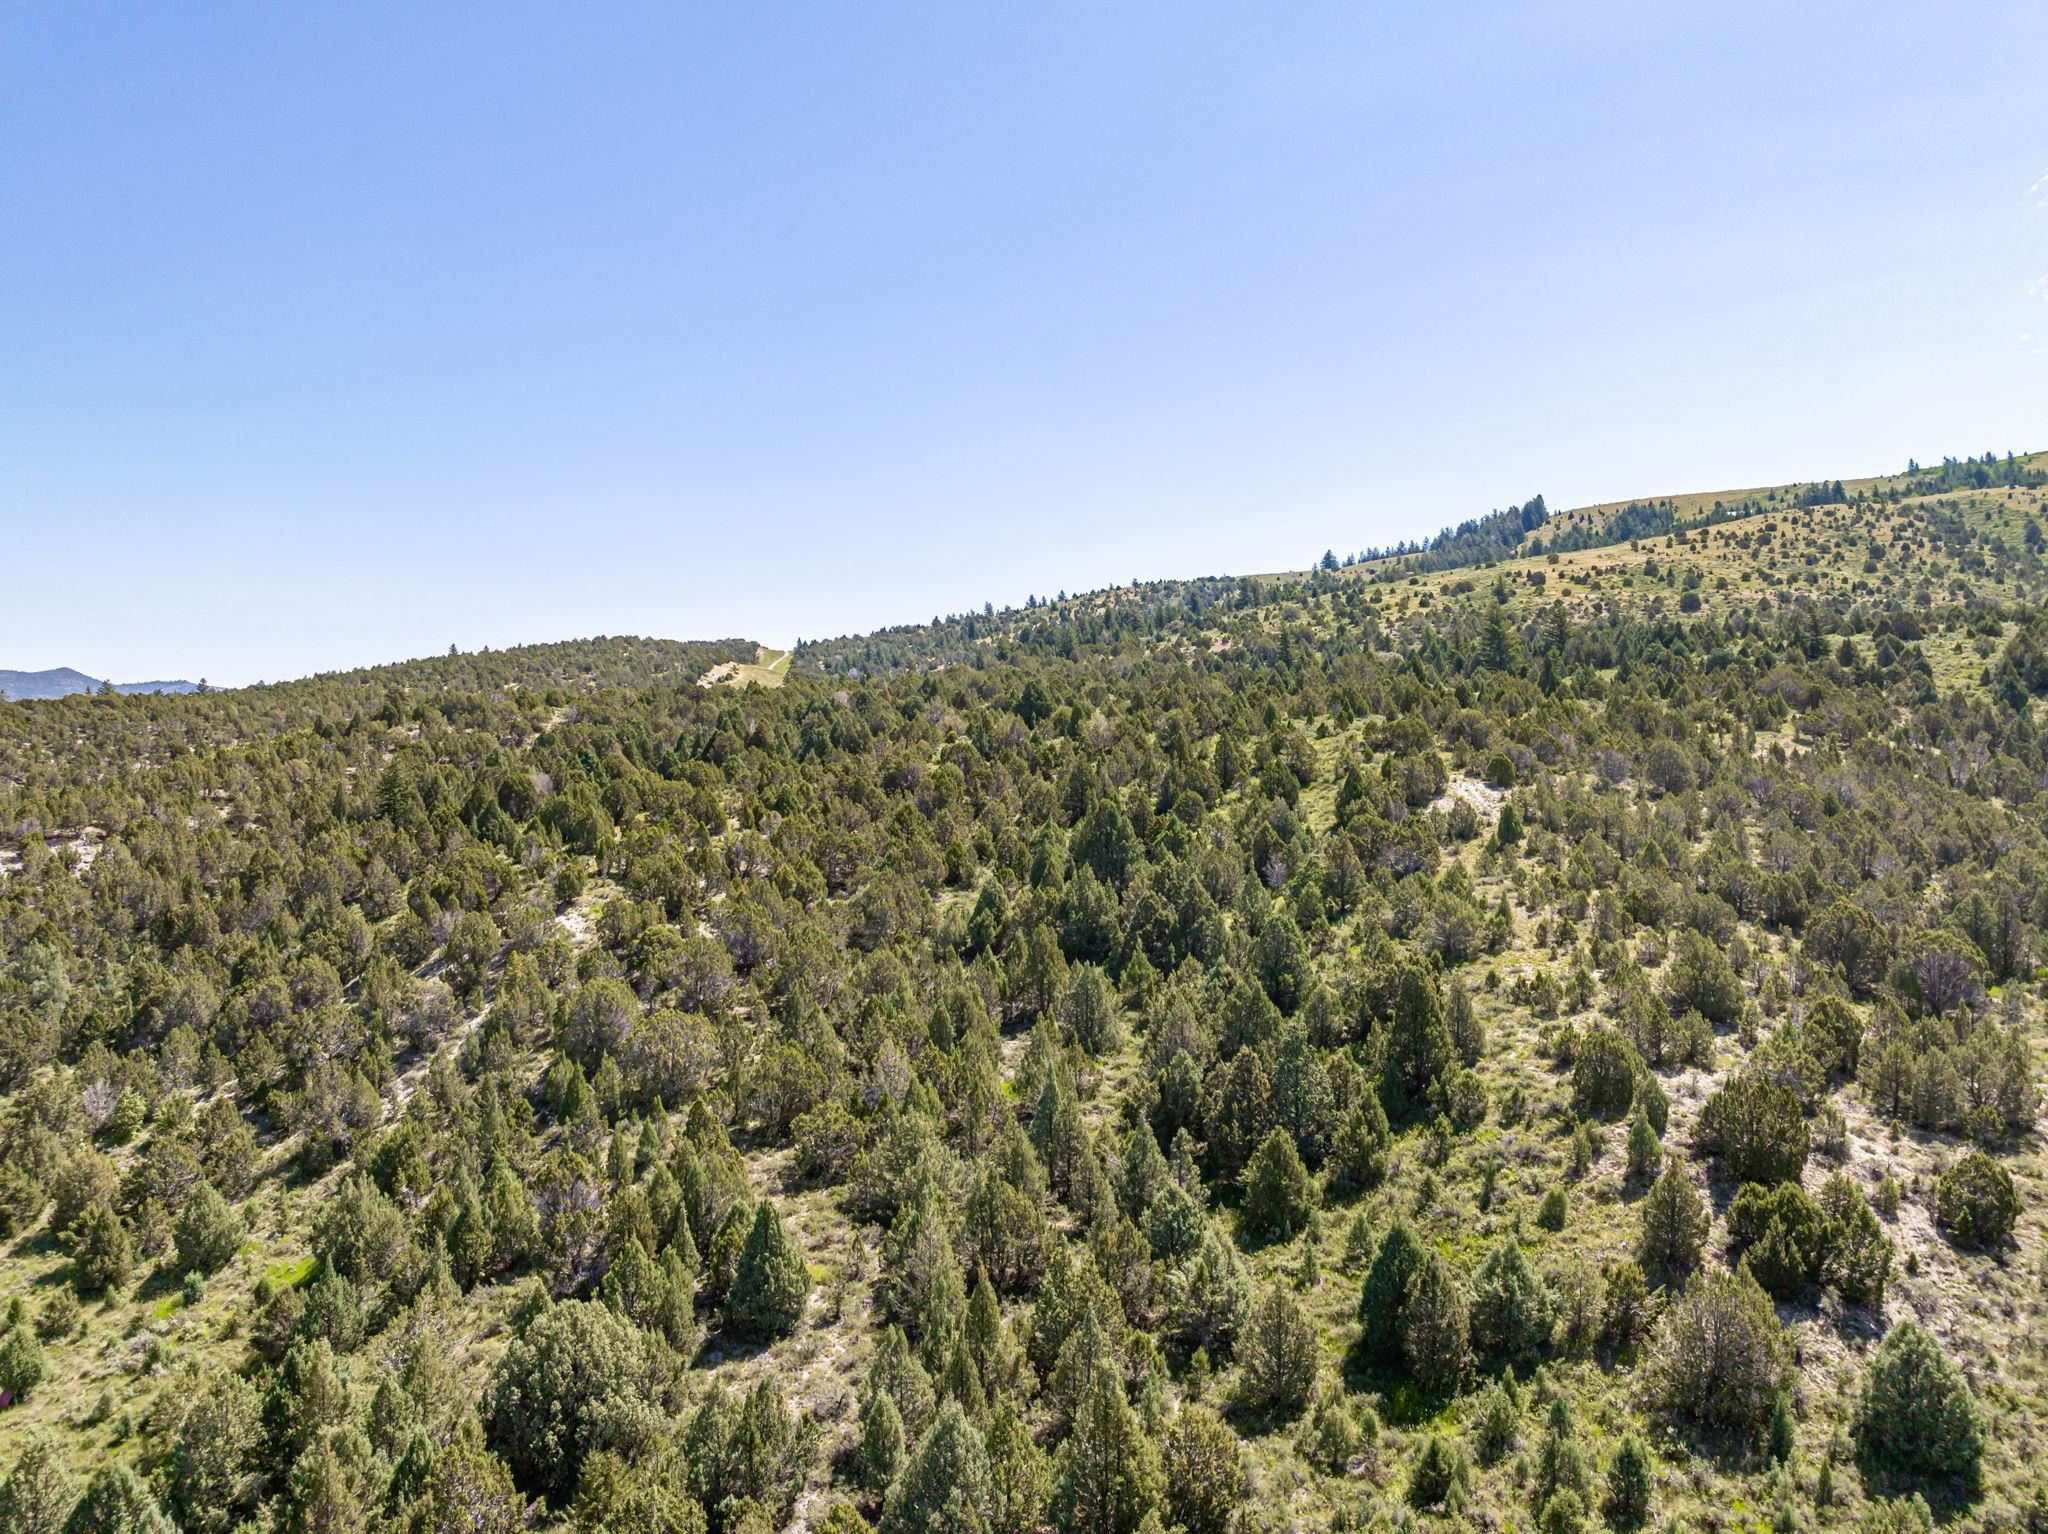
[0,667,199,701]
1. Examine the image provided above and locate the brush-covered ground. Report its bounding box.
[2,454,2047,1534]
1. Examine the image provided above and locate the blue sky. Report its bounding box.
[4,2,2046,685]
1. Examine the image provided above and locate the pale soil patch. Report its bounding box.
[1430,775,1506,821]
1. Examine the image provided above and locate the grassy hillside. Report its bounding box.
[2,464,2047,1534]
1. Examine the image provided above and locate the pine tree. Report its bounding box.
[730,1199,810,1338]
[1050,1358,1163,1534]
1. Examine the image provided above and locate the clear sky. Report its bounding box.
[4,2,2046,685]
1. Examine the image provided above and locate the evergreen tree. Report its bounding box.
[1329,1096,1392,1194]
[1401,1251,1471,1397]
[1236,1284,1318,1418]
[861,1390,906,1493]
[172,1181,245,1275]
[67,1204,131,1296]
[484,1300,670,1504]
[1636,1161,1708,1284]
[421,1421,525,1534]
[1469,1237,1554,1368]
[60,1465,174,1534]
[880,1400,994,1534]
[1645,1270,1788,1436]
[1386,962,1457,1104]
[1406,1433,1471,1511]
[1854,1322,1984,1483]
[984,1400,1050,1534]
[1159,1406,1245,1534]
[1358,1217,1424,1361]
[0,1435,75,1534]
[729,1199,810,1338]
[1050,1358,1163,1534]
[1239,1129,1315,1245]
[1602,1434,1653,1529]
[168,1372,262,1533]
[0,1320,46,1401]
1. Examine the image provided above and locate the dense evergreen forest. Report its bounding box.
[3,462,2048,1534]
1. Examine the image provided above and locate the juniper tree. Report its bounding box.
[1636,1161,1708,1285]
[1050,1358,1163,1534]
[1358,1217,1424,1362]
[1236,1283,1319,1417]
[1469,1237,1555,1369]
[1160,1405,1246,1534]
[1854,1322,1984,1483]
[1239,1128,1315,1245]
[730,1199,810,1338]
[1402,1250,1472,1397]
[881,1399,994,1534]
[0,1435,74,1534]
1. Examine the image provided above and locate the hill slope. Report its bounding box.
[1,465,2046,1534]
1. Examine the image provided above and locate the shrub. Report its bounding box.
[1572,1029,1641,1118]
[1854,1322,1983,1483]
[173,1182,245,1276]
[1934,1152,2017,1249]
[1697,1074,1808,1186]
[1645,1269,1788,1436]
[1538,1185,1569,1232]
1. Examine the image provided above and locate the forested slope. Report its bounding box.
[2,471,2048,1534]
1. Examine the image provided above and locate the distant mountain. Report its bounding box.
[0,667,199,701]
